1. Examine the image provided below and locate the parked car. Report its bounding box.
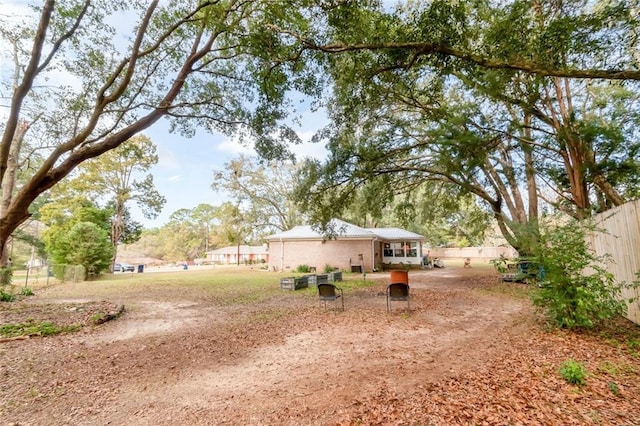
[114,262,135,273]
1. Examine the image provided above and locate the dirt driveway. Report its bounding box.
[1,266,639,425]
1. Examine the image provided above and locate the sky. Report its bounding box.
[0,0,331,229]
[1,1,406,230]
[133,110,329,228]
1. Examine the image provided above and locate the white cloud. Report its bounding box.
[216,135,254,155]
[167,175,182,182]
[155,145,181,170]
[215,129,327,161]
[291,130,327,161]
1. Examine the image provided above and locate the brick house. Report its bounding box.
[204,245,269,265]
[266,219,425,273]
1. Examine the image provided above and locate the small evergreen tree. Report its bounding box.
[46,222,113,279]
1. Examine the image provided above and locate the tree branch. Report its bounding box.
[268,25,640,81]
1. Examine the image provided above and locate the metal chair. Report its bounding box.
[318,283,344,311]
[387,282,410,312]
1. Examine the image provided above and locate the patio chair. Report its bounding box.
[387,282,410,312]
[318,283,344,311]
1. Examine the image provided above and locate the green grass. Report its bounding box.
[0,320,81,338]
[476,281,534,299]
[0,289,15,302]
[31,267,380,307]
[36,267,276,301]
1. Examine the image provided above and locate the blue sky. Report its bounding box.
[1,1,331,229]
[133,109,329,228]
[2,1,404,229]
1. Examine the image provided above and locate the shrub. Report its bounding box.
[490,255,509,273]
[559,359,587,385]
[323,264,335,273]
[296,264,311,273]
[531,219,634,329]
[0,267,12,285]
[0,289,15,302]
[21,287,34,296]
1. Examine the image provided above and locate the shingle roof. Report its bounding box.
[266,219,424,241]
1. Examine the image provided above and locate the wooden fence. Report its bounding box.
[428,246,518,261]
[589,199,640,325]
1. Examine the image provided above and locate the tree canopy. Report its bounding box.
[40,198,114,275]
[212,155,306,237]
[65,134,164,262]
[2,0,640,273]
[0,0,315,276]
[277,0,640,253]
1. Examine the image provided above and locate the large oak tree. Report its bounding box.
[0,0,311,282]
[3,0,640,283]
[276,0,640,254]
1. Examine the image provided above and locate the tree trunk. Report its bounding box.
[549,78,591,219]
[592,173,625,207]
[522,115,539,221]
[0,121,29,284]
[110,200,125,270]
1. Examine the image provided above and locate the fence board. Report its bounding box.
[590,199,640,325]
[428,246,518,260]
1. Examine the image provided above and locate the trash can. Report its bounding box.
[137,264,144,273]
[390,269,409,284]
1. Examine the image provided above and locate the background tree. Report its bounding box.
[67,134,164,264]
[213,202,257,264]
[39,196,113,236]
[40,197,114,276]
[46,222,113,280]
[392,185,491,248]
[119,203,221,262]
[8,227,46,271]
[159,207,214,262]
[212,155,305,237]
[190,204,219,253]
[118,228,166,261]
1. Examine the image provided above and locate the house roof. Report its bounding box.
[206,245,268,255]
[370,227,425,241]
[267,219,375,240]
[266,219,424,242]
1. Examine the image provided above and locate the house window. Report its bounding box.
[383,241,418,258]
[406,242,417,257]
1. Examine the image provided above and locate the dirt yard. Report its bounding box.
[1,266,639,425]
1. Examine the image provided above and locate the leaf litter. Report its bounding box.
[0,267,638,425]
